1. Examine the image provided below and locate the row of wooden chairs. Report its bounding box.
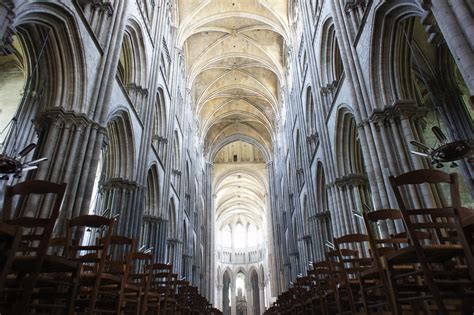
[265,169,474,315]
[0,179,221,314]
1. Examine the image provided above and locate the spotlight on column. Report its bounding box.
[325,241,335,250]
[352,210,363,220]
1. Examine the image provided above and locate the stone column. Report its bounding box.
[0,0,14,55]
[99,178,143,238]
[28,109,105,235]
[259,284,265,315]
[143,217,168,263]
[429,0,474,97]
[231,282,236,315]
[216,283,223,312]
[246,281,252,315]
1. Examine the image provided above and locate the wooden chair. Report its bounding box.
[389,169,474,314]
[335,233,395,314]
[291,276,315,314]
[98,235,137,314]
[66,214,116,314]
[334,234,373,314]
[124,251,153,315]
[145,263,177,314]
[0,180,80,314]
[309,260,337,315]
[176,279,191,314]
[362,208,429,314]
[326,246,365,314]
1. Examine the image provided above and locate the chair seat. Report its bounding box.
[360,266,381,278]
[385,244,464,264]
[12,255,78,273]
[123,282,141,292]
[80,272,122,285]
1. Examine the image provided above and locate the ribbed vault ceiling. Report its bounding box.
[177,0,290,233]
[177,0,290,157]
[212,141,268,230]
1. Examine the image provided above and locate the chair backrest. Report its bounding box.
[2,180,67,221]
[147,263,176,296]
[128,252,153,288]
[326,248,357,287]
[66,215,115,274]
[310,260,334,295]
[176,279,190,305]
[362,209,409,257]
[334,233,373,281]
[2,180,67,257]
[101,235,136,276]
[389,169,468,248]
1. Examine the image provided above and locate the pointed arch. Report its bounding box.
[305,86,317,135]
[145,164,160,216]
[320,18,344,87]
[118,18,148,87]
[104,109,136,180]
[1,2,87,154]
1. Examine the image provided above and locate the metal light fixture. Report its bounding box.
[0,119,47,180]
[410,126,474,168]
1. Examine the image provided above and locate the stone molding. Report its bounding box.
[34,107,103,133]
[333,173,368,187]
[100,177,142,190]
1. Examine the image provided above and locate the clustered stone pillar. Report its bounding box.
[259,283,265,315]
[230,282,236,315]
[428,0,474,98]
[141,216,168,262]
[30,108,105,237]
[99,178,143,239]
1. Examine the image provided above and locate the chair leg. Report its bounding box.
[13,267,42,314]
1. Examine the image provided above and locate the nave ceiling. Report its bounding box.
[176,0,292,232]
[176,0,292,158]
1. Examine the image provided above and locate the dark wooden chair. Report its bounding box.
[334,234,377,314]
[362,207,431,314]
[0,180,80,314]
[326,247,361,314]
[389,169,474,314]
[98,235,137,314]
[291,275,315,314]
[123,251,153,315]
[176,279,191,314]
[309,260,337,315]
[66,214,116,314]
[145,263,177,314]
[335,232,396,314]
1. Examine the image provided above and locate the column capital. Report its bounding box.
[101,178,142,190]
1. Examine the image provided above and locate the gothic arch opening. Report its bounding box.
[151,88,167,156]
[334,108,370,235]
[0,6,86,161]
